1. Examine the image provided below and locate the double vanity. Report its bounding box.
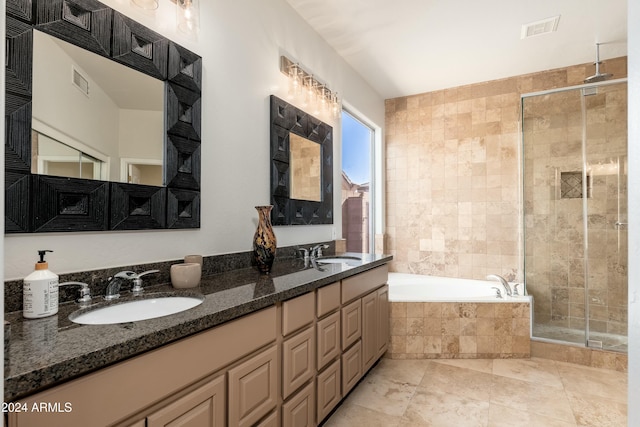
[5,253,391,427]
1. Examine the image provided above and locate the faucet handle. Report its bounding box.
[131,269,159,295]
[491,287,503,299]
[513,283,520,296]
[298,248,309,259]
[59,281,92,306]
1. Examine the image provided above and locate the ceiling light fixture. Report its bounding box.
[168,0,200,37]
[131,0,159,10]
[280,56,341,120]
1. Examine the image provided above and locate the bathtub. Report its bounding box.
[388,272,529,302]
[386,272,532,359]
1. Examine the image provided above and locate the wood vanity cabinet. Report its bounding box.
[146,375,226,427]
[8,307,278,427]
[340,265,389,397]
[8,264,389,427]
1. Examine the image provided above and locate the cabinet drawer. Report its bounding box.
[282,292,315,336]
[147,375,225,427]
[316,359,341,424]
[282,326,315,400]
[228,345,278,427]
[317,311,340,370]
[342,264,388,303]
[282,382,315,427]
[342,340,362,395]
[316,281,340,317]
[341,298,362,349]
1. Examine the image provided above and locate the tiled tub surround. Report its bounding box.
[389,301,531,359]
[4,248,391,402]
[387,273,531,359]
[384,56,627,280]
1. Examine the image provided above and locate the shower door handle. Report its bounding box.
[614,221,627,229]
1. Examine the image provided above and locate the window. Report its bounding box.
[341,110,375,253]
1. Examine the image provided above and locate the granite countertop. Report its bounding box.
[4,253,391,401]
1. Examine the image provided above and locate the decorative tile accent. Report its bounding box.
[560,171,587,198]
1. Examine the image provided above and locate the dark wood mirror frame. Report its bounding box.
[5,0,202,232]
[270,95,333,225]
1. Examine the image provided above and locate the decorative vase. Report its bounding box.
[253,205,277,274]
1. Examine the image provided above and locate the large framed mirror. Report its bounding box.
[5,0,202,232]
[270,95,333,225]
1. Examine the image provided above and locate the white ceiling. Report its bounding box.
[285,0,628,99]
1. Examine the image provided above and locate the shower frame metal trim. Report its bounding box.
[520,78,627,99]
[520,77,628,350]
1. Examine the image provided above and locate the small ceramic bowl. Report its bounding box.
[170,263,202,289]
[184,254,203,265]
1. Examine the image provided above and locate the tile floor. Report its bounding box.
[323,357,627,427]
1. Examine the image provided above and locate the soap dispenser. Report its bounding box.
[23,250,59,319]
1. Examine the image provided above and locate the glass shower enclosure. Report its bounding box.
[522,80,628,352]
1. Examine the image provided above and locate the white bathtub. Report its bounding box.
[387,272,530,303]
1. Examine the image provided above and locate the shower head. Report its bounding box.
[584,43,612,83]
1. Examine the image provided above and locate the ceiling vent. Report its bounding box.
[72,66,90,97]
[521,15,560,39]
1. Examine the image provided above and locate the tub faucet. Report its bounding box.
[487,274,512,297]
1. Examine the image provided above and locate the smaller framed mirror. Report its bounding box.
[270,95,333,225]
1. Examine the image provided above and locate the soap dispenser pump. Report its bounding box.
[23,250,59,319]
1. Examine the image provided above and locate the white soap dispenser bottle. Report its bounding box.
[23,250,59,319]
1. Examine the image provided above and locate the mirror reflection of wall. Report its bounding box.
[289,133,322,202]
[31,129,107,180]
[31,30,164,185]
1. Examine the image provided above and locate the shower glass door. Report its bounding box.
[522,80,627,352]
[583,83,627,352]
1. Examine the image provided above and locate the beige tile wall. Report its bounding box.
[531,340,628,372]
[389,301,531,359]
[384,57,627,282]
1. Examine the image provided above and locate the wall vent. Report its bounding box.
[72,66,90,97]
[521,15,560,39]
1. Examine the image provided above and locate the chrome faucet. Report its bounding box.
[59,281,92,307]
[486,274,512,297]
[105,270,159,300]
[310,244,329,259]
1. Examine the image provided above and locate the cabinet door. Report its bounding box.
[317,311,340,370]
[341,298,362,349]
[377,285,390,358]
[228,346,278,427]
[282,382,315,427]
[361,290,378,372]
[147,375,225,427]
[342,340,362,395]
[282,326,315,400]
[255,409,279,427]
[316,359,341,424]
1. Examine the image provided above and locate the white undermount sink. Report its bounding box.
[315,256,362,265]
[69,295,204,325]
